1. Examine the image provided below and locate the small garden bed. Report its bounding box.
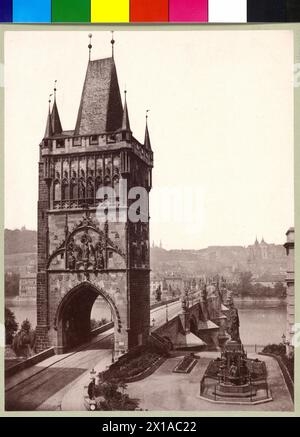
[102,344,165,383]
[173,353,198,373]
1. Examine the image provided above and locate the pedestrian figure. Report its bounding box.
[88,378,96,400]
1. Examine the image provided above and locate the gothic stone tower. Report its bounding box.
[36,46,153,355]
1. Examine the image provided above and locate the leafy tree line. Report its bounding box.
[5,228,37,254]
[230,272,286,298]
[5,307,36,358]
[5,272,20,297]
[90,317,109,330]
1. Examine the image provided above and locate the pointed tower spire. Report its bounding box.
[44,94,53,138]
[121,90,131,132]
[144,109,152,150]
[51,80,62,135]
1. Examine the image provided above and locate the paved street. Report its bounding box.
[5,301,182,411]
[126,352,294,412]
[5,332,113,411]
[5,301,294,413]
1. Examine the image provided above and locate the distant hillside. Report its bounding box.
[150,243,287,280]
[5,228,37,255]
[4,228,287,281]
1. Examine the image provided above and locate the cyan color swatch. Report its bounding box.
[13,0,51,23]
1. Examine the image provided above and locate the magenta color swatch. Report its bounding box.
[169,0,208,22]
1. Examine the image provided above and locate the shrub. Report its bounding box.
[95,380,139,411]
[262,343,286,356]
[12,319,36,358]
[90,318,108,330]
[262,343,294,381]
[5,307,18,345]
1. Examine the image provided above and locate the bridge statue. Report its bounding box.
[227,303,241,343]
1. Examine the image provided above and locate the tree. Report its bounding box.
[12,319,36,358]
[274,282,287,298]
[5,272,20,297]
[237,271,253,296]
[5,307,18,344]
[155,285,162,302]
[90,317,108,330]
[95,378,139,411]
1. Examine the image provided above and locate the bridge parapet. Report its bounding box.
[153,301,223,351]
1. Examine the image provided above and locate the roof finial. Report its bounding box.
[88,33,93,61]
[111,31,115,58]
[124,88,127,102]
[53,80,57,101]
[48,93,53,111]
[146,109,150,122]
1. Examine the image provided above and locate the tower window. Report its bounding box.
[73,137,81,147]
[107,134,116,144]
[56,139,65,149]
[89,135,99,145]
[54,181,61,201]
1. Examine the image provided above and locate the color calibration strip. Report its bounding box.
[0,0,300,23]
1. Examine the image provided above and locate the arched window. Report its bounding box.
[54,181,61,201]
[95,176,102,190]
[62,179,69,201]
[104,175,111,186]
[113,175,119,200]
[87,178,94,199]
[70,179,77,200]
[78,179,86,199]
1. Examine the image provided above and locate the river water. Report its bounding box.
[6,297,112,329]
[235,299,287,348]
[6,297,286,348]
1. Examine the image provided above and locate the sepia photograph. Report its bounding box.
[4,29,295,412]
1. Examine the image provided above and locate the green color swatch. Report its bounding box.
[52,0,91,22]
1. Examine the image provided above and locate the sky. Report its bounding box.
[4,30,294,250]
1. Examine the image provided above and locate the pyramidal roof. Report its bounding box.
[44,108,53,138]
[51,99,62,135]
[121,94,131,132]
[144,121,152,150]
[75,57,123,136]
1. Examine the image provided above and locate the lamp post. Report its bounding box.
[166,303,169,322]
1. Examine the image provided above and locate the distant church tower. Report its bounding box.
[36,35,153,355]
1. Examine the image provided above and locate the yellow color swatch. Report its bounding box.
[91,0,129,22]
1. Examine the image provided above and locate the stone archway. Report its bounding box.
[55,282,116,352]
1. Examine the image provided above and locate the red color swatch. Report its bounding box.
[130,0,169,22]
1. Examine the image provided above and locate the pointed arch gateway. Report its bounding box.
[54,282,120,353]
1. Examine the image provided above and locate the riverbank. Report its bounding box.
[234,296,286,305]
